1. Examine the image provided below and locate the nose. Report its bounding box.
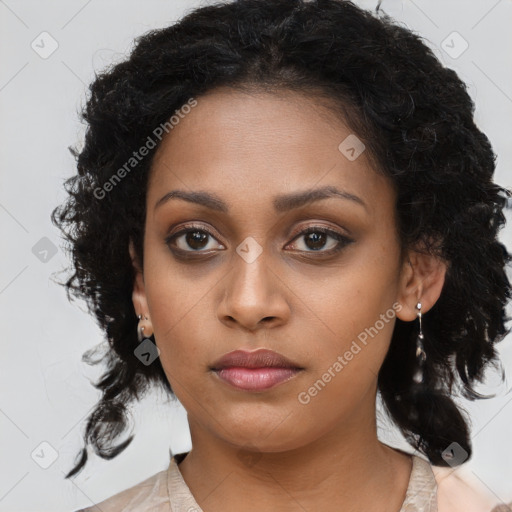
[217,249,291,332]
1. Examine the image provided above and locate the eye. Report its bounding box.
[165,224,224,253]
[165,224,353,256]
[286,226,353,255]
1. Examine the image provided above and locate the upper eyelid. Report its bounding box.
[168,223,221,241]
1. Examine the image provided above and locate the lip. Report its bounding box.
[210,349,304,392]
[211,348,302,370]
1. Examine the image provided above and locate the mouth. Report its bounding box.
[210,348,304,392]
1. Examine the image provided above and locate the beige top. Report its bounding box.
[75,450,511,512]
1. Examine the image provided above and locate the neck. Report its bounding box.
[177,404,413,512]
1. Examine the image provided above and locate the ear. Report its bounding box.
[395,245,448,322]
[129,238,153,337]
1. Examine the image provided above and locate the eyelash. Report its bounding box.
[164,223,354,258]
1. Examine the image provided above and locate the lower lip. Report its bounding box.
[213,367,301,391]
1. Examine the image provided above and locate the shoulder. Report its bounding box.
[431,464,511,512]
[73,467,170,512]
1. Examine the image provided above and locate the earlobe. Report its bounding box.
[128,239,153,337]
[395,248,448,322]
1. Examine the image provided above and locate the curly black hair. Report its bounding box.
[51,0,512,478]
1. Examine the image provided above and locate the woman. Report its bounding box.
[52,0,512,510]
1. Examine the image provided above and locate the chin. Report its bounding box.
[217,415,313,453]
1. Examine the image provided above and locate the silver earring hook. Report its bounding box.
[413,301,426,384]
[416,302,422,336]
[137,314,150,342]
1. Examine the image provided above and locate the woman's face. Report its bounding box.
[132,88,413,453]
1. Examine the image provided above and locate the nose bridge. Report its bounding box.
[231,237,272,305]
[219,237,288,329]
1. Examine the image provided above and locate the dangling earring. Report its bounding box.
[412,301,426,384]
[137,314,151,342]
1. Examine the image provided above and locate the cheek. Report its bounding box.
[147,283,210,366]
[309,242,400,370]
[143,229,214,328]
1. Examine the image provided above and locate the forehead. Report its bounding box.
[147,88,392,216]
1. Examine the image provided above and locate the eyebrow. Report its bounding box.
[153,185,367,213]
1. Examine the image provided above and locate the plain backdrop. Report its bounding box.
[1,0,511,510]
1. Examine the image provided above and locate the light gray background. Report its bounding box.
[1,1,511,511]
